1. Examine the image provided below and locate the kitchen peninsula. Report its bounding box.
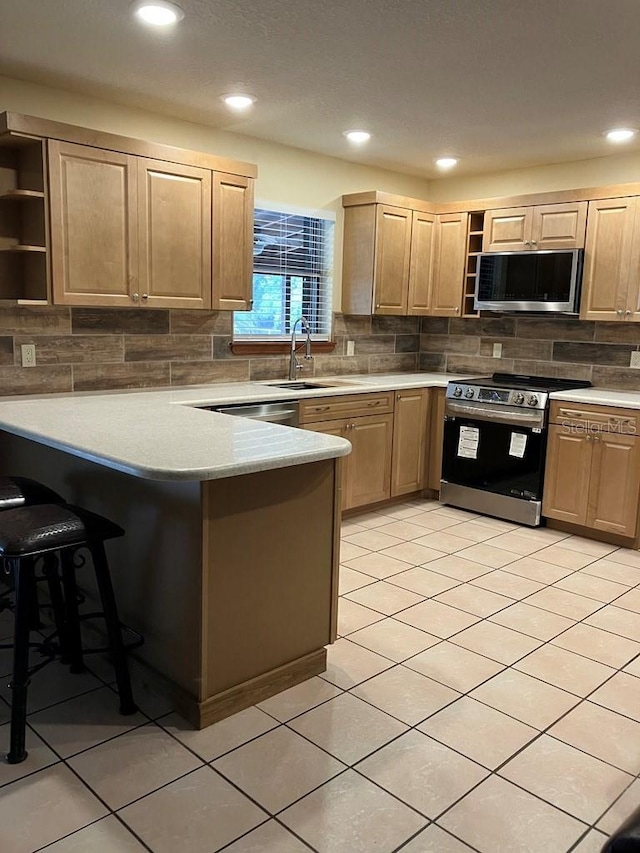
[0,382,352,727]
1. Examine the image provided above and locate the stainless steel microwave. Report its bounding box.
[474,249,583,313]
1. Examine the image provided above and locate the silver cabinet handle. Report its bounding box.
[367,400,382,407]
[586,435,592,441]
[375,304,381,309]
[524,241,531,246]
[531,240,538,246]
[626,309,632,316]
[454,307,460,313]
[132,292,139,302]
[142,293,148,300]
[617,309,624,316]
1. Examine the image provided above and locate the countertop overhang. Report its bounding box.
[0,372,459,481]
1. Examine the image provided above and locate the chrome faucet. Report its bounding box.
[288,316,313,380]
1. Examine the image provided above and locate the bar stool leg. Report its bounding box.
[60,550,84,674]
[43,553,70,662]
[8,556,35,764]
[90,541,137,715]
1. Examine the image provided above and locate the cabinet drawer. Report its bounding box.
[549,401,638,434]
[299,391,394,424]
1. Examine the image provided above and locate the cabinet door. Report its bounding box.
[427,388,446,491]
[212,173,254,311]
[373,205,411,314]
[483,207,532,252]
[346,413,394,509]
[303,420,350,506]
[138,159,212,309]
[430,213,468,316]
[587,433,640,537]
[407,211,436,315]
[580,197,638,321]
[391,388,429,496]
[531,202,587,249]
[48,140,138,306]
[542,425,592,524]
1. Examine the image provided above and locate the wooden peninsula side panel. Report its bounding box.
[0,433,341,729]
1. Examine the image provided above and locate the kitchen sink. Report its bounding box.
[265,381,340,390]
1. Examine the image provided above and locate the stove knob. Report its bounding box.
[527,394,539,407]
[465,388,474,399]
[453,386,463,398]
[514,393,525,405]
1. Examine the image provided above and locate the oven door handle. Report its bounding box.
[445,400,545,429]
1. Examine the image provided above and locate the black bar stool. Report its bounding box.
[0,502,139,764]
[0,476,64,511]
[0,476,66,634]
[603,806,640,850]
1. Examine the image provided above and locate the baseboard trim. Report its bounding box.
[175,647,328,729]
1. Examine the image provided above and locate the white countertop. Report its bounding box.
[550,388,640,409]
[0,372,461,481]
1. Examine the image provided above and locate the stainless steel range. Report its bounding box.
[440,372,592,526]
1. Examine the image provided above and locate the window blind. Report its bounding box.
[234,206,334,340]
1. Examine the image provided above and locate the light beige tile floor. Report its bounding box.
[4,496,640,851]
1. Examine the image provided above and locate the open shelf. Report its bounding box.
[0,189,45,200]
[0,137,49,302]
[0,245,46,253]
[462,211,485,318]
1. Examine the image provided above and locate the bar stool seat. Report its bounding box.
[0,502,138,764]
[0,477,64,510]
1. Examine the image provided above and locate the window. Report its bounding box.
[233,204,334,341]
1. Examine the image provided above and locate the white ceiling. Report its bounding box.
[1,0,640,179]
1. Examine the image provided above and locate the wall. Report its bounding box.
[420,317,640,390]
[0,74,430,307]
[429,151,640,203]
[0,308,418,395]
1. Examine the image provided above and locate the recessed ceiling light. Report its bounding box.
[344,130,371,144]
[435,157,459,169]
[221,94,257,110]
[132,1,185,26]
[605,128,637,143]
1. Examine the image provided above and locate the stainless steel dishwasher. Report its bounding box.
[203,400,299,427]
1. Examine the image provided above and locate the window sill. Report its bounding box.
[230,341,337,355]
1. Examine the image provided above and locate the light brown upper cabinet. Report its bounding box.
[580,196,640,322]
[483,202,587,252]
[49,141,212,308]
[138,158,211,309]
[430,212,469,316]
[341,201,466,317]
[212,173,254,311]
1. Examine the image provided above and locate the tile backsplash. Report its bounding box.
[0,308,419,396]
[419,316,640,390]
[3,307,640,396]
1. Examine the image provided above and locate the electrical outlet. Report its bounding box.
[346,340,355,356]
[631,351,640,369]
[21,344,36,368]
[492,342,503,358]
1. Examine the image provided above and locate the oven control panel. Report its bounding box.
[446,383,548,409]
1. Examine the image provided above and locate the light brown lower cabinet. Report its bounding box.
[305,413,393,510]
[543,423,640,537]
[302,387,436,511]
[427,388,446,492]
[391,388,429,496]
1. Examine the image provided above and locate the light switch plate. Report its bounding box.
[493,343,503,358]
[346,340,355,356]
[630,351,640,369]
[21,344,36,367]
